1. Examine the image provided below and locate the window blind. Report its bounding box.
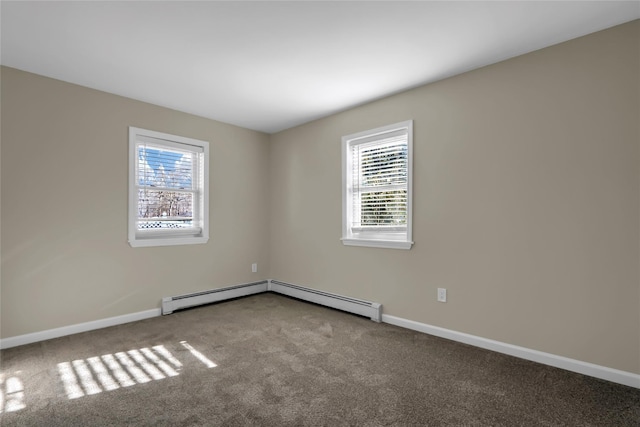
[350,132,408,230]
[136,137,202,234]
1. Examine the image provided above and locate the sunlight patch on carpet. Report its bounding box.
[180,341,217,368]
[57,342,214,400]
[0,372,26,413]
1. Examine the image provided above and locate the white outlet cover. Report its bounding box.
[437,288,447,302]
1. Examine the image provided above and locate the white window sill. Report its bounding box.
[129,236,209,248]
[341,238,413,250]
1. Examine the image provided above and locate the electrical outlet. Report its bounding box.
[251,263,257,273]
[437,288,447,303]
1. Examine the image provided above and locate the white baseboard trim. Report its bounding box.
[2,290,638,389]
[382,314,640,389]
[0,308,161,350]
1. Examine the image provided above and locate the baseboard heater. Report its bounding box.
[269,280,382,322]
[161,279,382,322]
[162,280,269,315]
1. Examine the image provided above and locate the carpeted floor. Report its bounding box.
[1,293,638,426]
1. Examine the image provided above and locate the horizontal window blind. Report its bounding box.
[136,138,200,233]
[342,120,412,249]
[351,133,408,229]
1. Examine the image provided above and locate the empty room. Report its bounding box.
[1,1,639,425]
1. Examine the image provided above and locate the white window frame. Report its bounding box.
[128,127,209,248]
[341,120,413,250]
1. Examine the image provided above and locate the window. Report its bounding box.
[342,120,413,249]
[128,127,209,247]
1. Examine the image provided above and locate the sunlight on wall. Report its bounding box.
[0,372,26,413]
[57,342,214,400]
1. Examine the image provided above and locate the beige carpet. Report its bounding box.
[1,293,638,426]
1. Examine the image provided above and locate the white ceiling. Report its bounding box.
[2,1,639,134]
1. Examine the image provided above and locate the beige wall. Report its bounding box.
[269,21,640,374]
[1,67,271,338]
[1,21,638,376]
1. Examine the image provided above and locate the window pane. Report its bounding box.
[137,189,194,230]
[138,146,193,190]
[359,190,407,226]
[358,143,407,188]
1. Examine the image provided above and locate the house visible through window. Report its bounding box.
[128,127,209,247]
[342,120,413,249]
